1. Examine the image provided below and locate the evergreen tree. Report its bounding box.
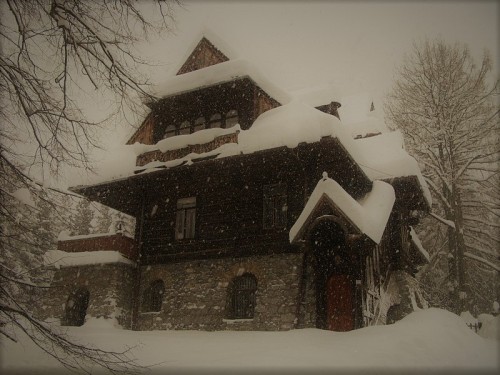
[70,198,94,236]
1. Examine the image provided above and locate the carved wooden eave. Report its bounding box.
[135,130,239,167]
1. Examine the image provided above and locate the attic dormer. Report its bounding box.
[127,36,286,147]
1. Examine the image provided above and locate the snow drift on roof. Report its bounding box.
[151,59,291,104]
[238,100,346,153]
[44,250,135,269]
[77,101,430,210]
[291,83,341,107]
[354,132,432,206]
[289,175,395,244]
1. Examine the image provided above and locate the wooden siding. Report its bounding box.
[57,234,138,261]
[74,137,373,265]
[133,138,371,264]
[176,37,229,75]
[254,87,281,119]
[127,114,155,145]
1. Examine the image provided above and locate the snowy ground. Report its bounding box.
[1,308,498,375]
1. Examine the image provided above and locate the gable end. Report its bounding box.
[176,37,230,75]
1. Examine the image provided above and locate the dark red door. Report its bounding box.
[326,274,354,331]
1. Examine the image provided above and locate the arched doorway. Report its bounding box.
[64,288,90,326]
[309,218,355,331]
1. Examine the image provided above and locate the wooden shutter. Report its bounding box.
[175,209,185,240]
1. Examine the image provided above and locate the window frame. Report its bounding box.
[227,273,257,320]
[225,109,239,129]
[164,124,177,139]
[179,120,191,135]
[142,279,165,313]
[263,184,288,229]
[175,197,196,240]
[194,116,206,132]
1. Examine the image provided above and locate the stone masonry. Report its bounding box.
[137,253,303,331]
[37,263,136,328]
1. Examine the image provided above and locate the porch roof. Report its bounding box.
[289,173,395,244]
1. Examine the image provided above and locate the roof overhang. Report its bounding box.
[290,175,395,245]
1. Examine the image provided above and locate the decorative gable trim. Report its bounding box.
[176,37,230,75]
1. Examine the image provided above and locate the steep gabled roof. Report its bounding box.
[289,174,395,244]
[176,36,230,75]
[150,59,291,104]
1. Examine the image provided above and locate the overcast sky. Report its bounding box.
[142,1,498,99]
[69,0,499,186]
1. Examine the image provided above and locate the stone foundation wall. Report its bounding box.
[36,263,136,328]
[136,253,303,331]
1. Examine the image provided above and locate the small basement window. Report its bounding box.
[63,288,90,326]
[227,273,257,319]
[142,279,165,312]
[175,197,196,240]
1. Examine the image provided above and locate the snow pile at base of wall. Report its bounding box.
[1,308,497,373]
[44,250,135,269]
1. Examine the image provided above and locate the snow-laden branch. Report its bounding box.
[464,252,500,272]
[429,212,456,228]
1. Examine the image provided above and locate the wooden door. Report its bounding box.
[326,274,354,331]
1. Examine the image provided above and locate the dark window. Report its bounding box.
[175,197,196,240]
[209,113,222,129]
[194,117,206,132]
[164,124,176,139]
[179,120,191,135]
[64,288,90,326]
[142,279,165,312]
[227,274,257,319]
[225,109,238,128]
[263,184,288,229]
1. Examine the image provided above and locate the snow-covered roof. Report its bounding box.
[354,131,432,206]
[57,231,134,241]
[78,101,431,211]
[289,174,395,244]
[151,59,291,104]
[44,250,135,269]
[291,83,341,107]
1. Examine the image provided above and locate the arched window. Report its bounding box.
[225,110,239,128]
[142,279,165,312]
[179,121,191,135]
[209,113,222,129]
[194,117,206,132]
[227,273,257,319]
[164,124,176,139]
[64,288,90,326]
